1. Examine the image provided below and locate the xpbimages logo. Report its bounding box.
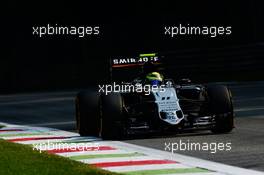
[98,82,166,95]
[32,24,100,37]
[164,140,232,154]
[164,24,232,38]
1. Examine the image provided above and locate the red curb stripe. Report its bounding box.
[0,129,24,132]
[8,136,69,142]
[92,160,177,168]
[48,146,116,154]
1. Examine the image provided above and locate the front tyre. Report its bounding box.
[76,91,100,136]
[100,93,124,140]
[207,85,234,134]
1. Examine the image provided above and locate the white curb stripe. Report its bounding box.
[80,156,160,164]
[102,164,190,172]
[2,134,56,140]
[57,150,140,157]
[15,139,71,144]
[21,139,100,145]
[161,173,225,175]
[23,137,101,145]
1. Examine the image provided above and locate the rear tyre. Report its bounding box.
[100,93,124,140]
[206,85,234,134]
[76,91,100,136]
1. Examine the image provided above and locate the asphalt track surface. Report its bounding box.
[0,82,263,171]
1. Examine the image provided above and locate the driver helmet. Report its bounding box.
[146,72,163,86]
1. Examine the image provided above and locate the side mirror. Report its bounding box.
[179,78,191,84]
[165,80,173,87]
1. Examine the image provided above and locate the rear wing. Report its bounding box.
[109,53,164,82]
[111,53,162,68]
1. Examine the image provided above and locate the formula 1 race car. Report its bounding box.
[75,53,234,139]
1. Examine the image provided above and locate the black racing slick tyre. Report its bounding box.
[100,93,124,140]
[207,85,234,134]
[75,91,100,136]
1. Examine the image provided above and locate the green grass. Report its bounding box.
[0,125,4,128]
[0,139,119,175]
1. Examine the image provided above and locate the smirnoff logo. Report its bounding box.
[113,56,159,65]
[113,58,137,65]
